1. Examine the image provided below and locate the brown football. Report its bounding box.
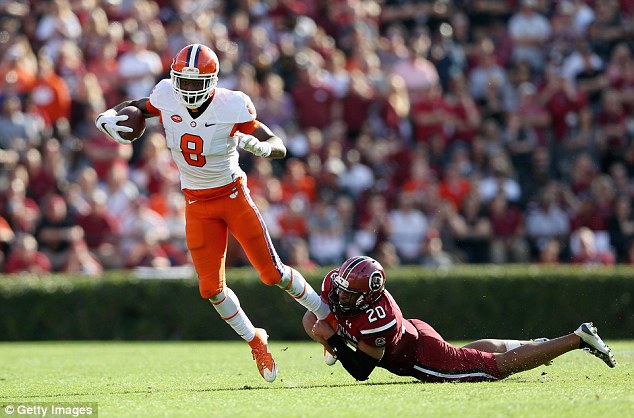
[117,106,146,141]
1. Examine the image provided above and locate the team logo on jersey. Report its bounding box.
[375,337,386,347]
[171,115,183,123]
[190,121,197,127]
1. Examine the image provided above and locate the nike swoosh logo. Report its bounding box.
[205,123,216,127]
[188,199,198,204]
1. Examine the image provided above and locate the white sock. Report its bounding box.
[209,287,256,342]
[278,266,330,320]
[503,340,522,351]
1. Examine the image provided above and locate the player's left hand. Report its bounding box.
[95,108,133,145]
[235,132,272,157]
[312,319,336,340]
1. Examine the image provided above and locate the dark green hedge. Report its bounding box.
[1,265,632,341]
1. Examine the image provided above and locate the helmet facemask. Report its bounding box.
[171,67,217,109]
[328,272,372,317]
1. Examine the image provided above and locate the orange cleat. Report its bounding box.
[248,328,277,382]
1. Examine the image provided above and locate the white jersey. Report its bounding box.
[148,79,257,189]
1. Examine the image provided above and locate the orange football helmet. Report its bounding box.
[170,44,219,109]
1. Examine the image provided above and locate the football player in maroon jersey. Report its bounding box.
[304,256,616,382]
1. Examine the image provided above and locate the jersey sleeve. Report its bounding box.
[148,79,172,111]
[228,91,257,125]
[145,99,160,116]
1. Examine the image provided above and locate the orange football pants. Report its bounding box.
[183,177,285,298]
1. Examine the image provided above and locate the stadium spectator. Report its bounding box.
[445,73,481,145]
[73,189,121,270]
[538,238,562,264]
[291,59,340,130]
[0,37,37,97]
[507,0,552,70]
[117,32,163,99]
[390,28,440,103]
[438,162,471,210]
[254,72,295,131]
[34,0,81,61]
[60,238,103,277]
[608,196,634,263]
[488,193,530,264]
[525,184,571,258]
[0,95,45,151]
[387,191,429,264]
[447,191,493,263]
[35,193,84,271]
[98,160,139,217]
[478,152,522,204]
[570,227,616,265]
[596,88,628,171]
[118,196,170,268]
[30,54,71,128]
[421,228,457,268]
[307,196,347,266]
[4,233,52,274]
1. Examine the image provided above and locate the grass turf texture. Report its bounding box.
[0,341,632,418]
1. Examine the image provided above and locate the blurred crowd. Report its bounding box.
[1,0,634,276]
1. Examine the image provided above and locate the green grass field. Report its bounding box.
[0,340,632,418]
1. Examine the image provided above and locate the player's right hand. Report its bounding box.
[95,108,134,145]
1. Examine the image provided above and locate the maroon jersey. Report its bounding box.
[321,272,500,382]
[322,272,423,376]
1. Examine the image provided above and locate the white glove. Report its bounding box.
[95,109,134,145]
[235,132,272,157]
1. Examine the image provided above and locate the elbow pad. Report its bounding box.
[327,334,378,381]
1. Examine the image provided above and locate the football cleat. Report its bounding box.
[574,322,616,368]
[324,347,337,366]
[249,328,277,382]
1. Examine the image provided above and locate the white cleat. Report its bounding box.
[574,322,616,368]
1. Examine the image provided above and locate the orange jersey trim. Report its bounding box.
[230,119,260,137]
[146,99,162,123]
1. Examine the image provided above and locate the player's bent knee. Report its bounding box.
[200,284,224,300]
[208,289,226,303]
[262,275,281,286]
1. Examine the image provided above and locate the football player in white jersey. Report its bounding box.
[95,43,332,382]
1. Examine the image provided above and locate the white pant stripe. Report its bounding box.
[413,364,497,380]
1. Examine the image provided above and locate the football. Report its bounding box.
[117,106,146,141]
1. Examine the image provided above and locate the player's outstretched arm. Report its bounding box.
[311,317,382,381]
